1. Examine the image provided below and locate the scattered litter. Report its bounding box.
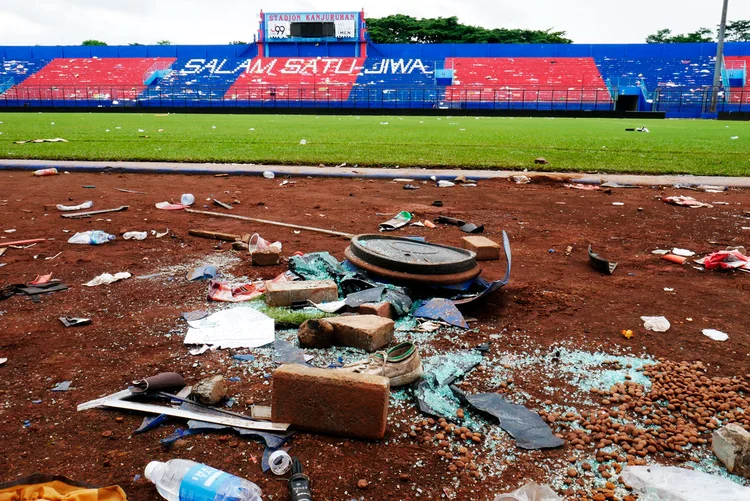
[671,248,695,257]
[662,254,687,265]
[189,345,210,356]
[248,233,282,253]
[436,215,484,234]
[564,183,599,191]
[56,201,93,212]
[213,199,233,210]
[61,206,128,219]
[588,245,617,274]
[84,272,132,287]
[493,482,561,501]
[621,465,750,501]
[0,358,6,366]
[51,381,72,392]
[180,194,195,206]
[232,354,256,362]
[466,393,564,449]
[379,211,412,231]
[702,329,728,341]
[115,188,147,194]
[299,139,307,145]
[534,157,549,165]
[511,175,531,184]
[651,249,670,255]
[155,202,187,210]
[600,181,639,188]
[641,316,671,332]
[184,307,275,349]
[29,274,52,285]
[208,280,266,302]
[17,138,67,145]
[424,220,436,229]
[697,249,749,270]
[186,265,218,282]
[263,171,275,179]
[68,230,115,245]
[0,475,127,500]
[414,298,468,329]
[59,316,91,328]
[612,202,625,206]
[403,184,419,190]
[415,351,483,420]
[123,231,148,240]
[437,180,455,188]
[0,238,46,248]
[152,229,169,238]
[663,196,713,208]
[622,329,634,339]
[269,450,292,475]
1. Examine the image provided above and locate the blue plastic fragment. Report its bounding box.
[228,377,241,382]
[23,420,31,428]
[414,298,468,329]
[32,399,42,404]
[232,354,255,362]
[187,265,219,282]
[226,398,235,408]
[133,474,142,482]
[133,413,169,435]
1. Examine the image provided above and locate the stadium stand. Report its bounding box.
[724,56,750,104]
[444,57,611,108]
[5,57,175,104]
[2,40,750,116]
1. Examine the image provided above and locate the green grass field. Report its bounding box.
[0,112,748,175]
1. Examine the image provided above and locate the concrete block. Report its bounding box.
[265,279,338,307]
[298,318,334,348]
[271,364,389,440]
[460,236,501,261]
[348,301,393,319]
[251,249,280,266]
[327,315,394,352]
[713,423,750,478]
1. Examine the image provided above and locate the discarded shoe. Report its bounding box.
[341,342,423,387]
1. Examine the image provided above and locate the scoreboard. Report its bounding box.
[263,12,361,42]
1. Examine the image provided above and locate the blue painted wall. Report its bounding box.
[2,42,750,61]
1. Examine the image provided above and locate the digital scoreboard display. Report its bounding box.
[265,12,359,41]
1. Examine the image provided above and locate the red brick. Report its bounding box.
[271,364,390,439]
[460,236,501,261]
[264,279,338,307]
[348,301,394,319]
[327,315,394,352]
[251,249,280,266]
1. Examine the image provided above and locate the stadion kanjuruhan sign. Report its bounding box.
[264,12,359,40]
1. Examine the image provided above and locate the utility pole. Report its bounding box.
[710,0,730,113]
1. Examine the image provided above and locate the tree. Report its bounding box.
[366,15,572,44]
[156,40,171,45]
[82,40,107,46]
[646,27,714,43]
[128,42,144,46]
[230,41,248,45]
[725,20,750,42]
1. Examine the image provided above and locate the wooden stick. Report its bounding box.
[0,238,46,248]
[61,206,129,219]
[189,229,241,242]
[184,209,355,239]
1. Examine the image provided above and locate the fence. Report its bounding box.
[1,84,748,113]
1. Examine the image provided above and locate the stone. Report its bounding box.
[251,249,280,266]
[265,279,338,307]
[534,157,549,165]
[460,236,501,261]
[713,423,750,478]
[357,479,368,489]
[348,301,393,319]
[326,315,394,352]
[298,319,334,348]
[191,375,227,405]
[271,364,390,440]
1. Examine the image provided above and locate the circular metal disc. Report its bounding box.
[348,234,477,275]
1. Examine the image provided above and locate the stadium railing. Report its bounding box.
[1,84,746,113]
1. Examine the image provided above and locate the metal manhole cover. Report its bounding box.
[347,234,478,275]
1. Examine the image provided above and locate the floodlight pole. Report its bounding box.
[710,0,730,113]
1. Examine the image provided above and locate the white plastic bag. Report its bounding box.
[621,465,750,501]
[494,482,562,501]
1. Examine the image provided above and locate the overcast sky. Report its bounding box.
[1,0,749,46]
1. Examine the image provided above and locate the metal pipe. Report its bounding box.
[184,208,355,238]
[710,0,730,113]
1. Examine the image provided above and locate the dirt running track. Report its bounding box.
[0,170,748,501]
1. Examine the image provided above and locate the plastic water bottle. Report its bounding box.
[67,230,115,245]
[144,459,262,501]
